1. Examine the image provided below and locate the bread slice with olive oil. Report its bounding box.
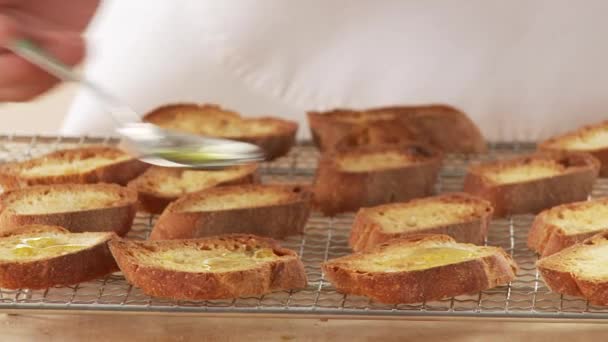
[0,183,138,236]
[463,152,600,217]
[151,184,312,240]
[323,234,517,304]
[539,120,608,176]
[143,103,298,160]
[349,193,493,252]
[528,198,608,257]
[0,225,118,289]
[109,234,307,300]
[537,231,608,305]
[127,164,259,214]
[313,143,443,216]
[0,146,148,188]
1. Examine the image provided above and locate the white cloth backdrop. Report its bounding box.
[61,0,608,141]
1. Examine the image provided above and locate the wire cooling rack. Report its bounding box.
[1,134,608,321]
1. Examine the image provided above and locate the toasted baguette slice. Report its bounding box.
[349,193,493,252]
[537,232,608,305]
[528,198,608,257]
[463,152,599,217]
[151,184,312,240]
[539,121,608,176]
[127,164,259,214]
[313,143,443,216]
[0,184,137,236]
[0,225,118,289]
[143,103,298,160]
[323,234,517,304]
[109,234,307,300]
[308,104,486,153]
[0,146,148,188]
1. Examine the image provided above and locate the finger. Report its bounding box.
[0,53,58,86]
[1,11,84,62]
[0,33,84,87]
[7,0,100,32]
[0,79,59,102]
[29,30,86,64]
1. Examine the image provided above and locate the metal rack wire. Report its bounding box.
[1,134,608,320]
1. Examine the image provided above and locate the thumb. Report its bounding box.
[32,30,85,67]
[0,13,84,66]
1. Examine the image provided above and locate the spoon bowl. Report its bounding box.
[8,39,265,169]
[117,123,265,168]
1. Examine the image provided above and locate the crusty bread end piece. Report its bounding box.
[0,183,137,236]
[463,152,599,217]
[0,225,118,289]
[313,143,443,216]
[537,231,608,305]
[539,120,608,177]
[0,146,148,188]
[109,234,307,300]
[151,184,312,240]
[127,164,259,214]
[323,234,517,304]
[350,193,493,252]
[143,103,298,160]
[308,104,486,153]
[529,198,608,257]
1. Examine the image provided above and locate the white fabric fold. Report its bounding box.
[62,0,608,141]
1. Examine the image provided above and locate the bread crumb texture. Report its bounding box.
[328,111,397,124]
[178,189,292,212]
[341,240,491,273]
[0,232,104,261]
[544,200,608,234]
[547,125,608,150]
[134,243,282,273]
[134,166,253,197]
[19,155,129,178]
[337,151,415,172]
[4,188,122,215]
[482,159,566,184]
[540,242,608,280]
[366,201,484,233]
[146,106,280,137]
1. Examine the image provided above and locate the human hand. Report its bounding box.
[0,0,99,101]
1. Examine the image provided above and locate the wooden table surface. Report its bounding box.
[2,313,608,341]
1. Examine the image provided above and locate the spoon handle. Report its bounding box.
[7,39,140,125]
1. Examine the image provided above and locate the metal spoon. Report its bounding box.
[7,39,265,169]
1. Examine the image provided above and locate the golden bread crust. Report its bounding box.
[308,104,486,153]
